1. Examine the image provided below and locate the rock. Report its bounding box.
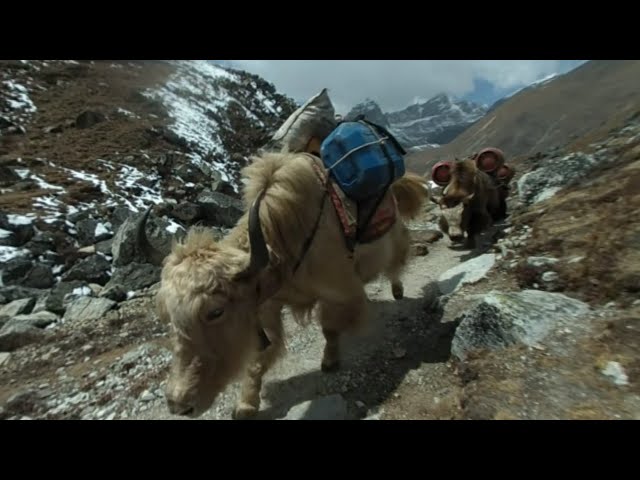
[0,298,35,317]
[0,352,10,366]
[63,297,116,323]
[174,164,208,184]
[210,169,236,197]
[196,190,244,228]
[601,361,629,386]
[0,166,21,186]
[0,214,34,246]
[527,256,559,268]
[10,311,59,328]
[43,124,65,134]
[75,110,106,129]
[1,257,33,285]
[95,238,113,256]
[68,210,92,224]
[169,202,202,224]
[281,394,350,420]
[438,254,496,295]
[61,254,111,285]
[75,218,98,246]
[392,346,406,359]
[102,262,160,299]
[20,264,55,289]
[46,281,89,315]
[451,290,591,360]
[541,271,559,283]
[140,390,155,402]
[111,211,179,267]
[412,229,444,244]
[0,286,44,304]
[0,322,45,351]
[23,232,57,256]
[413,244,429,256]
[5,389,40,412]
[517,152,601,205]
[99,284,126,302]
[110,207,133,232]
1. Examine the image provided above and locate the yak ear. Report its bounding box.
[255,267,283,306]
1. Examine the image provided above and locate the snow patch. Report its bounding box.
[7,214,35,226]
[72,286,93,297]
[2,80,37,113]
[0,246,31,263]
[165,220,183,234]
[95,222,110,238]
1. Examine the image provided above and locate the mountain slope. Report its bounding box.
[345,94,487,150]
[405,60,640,173]
[0,60,296,221]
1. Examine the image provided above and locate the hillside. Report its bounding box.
[345,94,487,150]
[405,60,640,173]
[0,60,296,218]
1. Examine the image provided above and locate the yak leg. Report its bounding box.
[386,224,410,301]
[318,289,368,372]
[465,209,492,250]
[233,302,284,420]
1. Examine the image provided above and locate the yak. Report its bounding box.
[139,151,431,419]
[431,157,501,249]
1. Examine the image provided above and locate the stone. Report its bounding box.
[438,254,496,295]
[451,289,591,360]
[281,394,349,420]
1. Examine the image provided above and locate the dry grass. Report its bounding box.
[512,143,640,306]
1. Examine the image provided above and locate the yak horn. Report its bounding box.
[235,189,270,280]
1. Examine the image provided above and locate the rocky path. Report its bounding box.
[133,228,470,420]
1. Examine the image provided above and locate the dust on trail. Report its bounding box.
[133,231,471,420]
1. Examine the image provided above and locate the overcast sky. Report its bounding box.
[218,60,587,115]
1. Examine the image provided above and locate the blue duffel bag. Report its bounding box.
[320,117,406,202]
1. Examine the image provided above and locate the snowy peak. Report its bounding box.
[345,93,487,149]
[344,98,389,127]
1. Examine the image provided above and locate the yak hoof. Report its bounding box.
[321,359,340,373]
[233,402,259,420]
[392,283,404,300]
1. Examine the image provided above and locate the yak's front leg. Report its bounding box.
[233,303,284,420]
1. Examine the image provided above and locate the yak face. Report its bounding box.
[432,159,478,244]
[158,243,281,418]
[435,190,475,244]
[158,246,257,417]
[157,190,280,418]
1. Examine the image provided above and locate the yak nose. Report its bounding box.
[166,397,195,417]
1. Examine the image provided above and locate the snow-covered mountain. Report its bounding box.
[345,93,488,150]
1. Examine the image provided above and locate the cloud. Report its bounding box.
[223,60,587,114]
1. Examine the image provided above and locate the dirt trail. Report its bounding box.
[133,227,471,420]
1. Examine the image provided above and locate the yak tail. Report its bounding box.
[390,172,431,220]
